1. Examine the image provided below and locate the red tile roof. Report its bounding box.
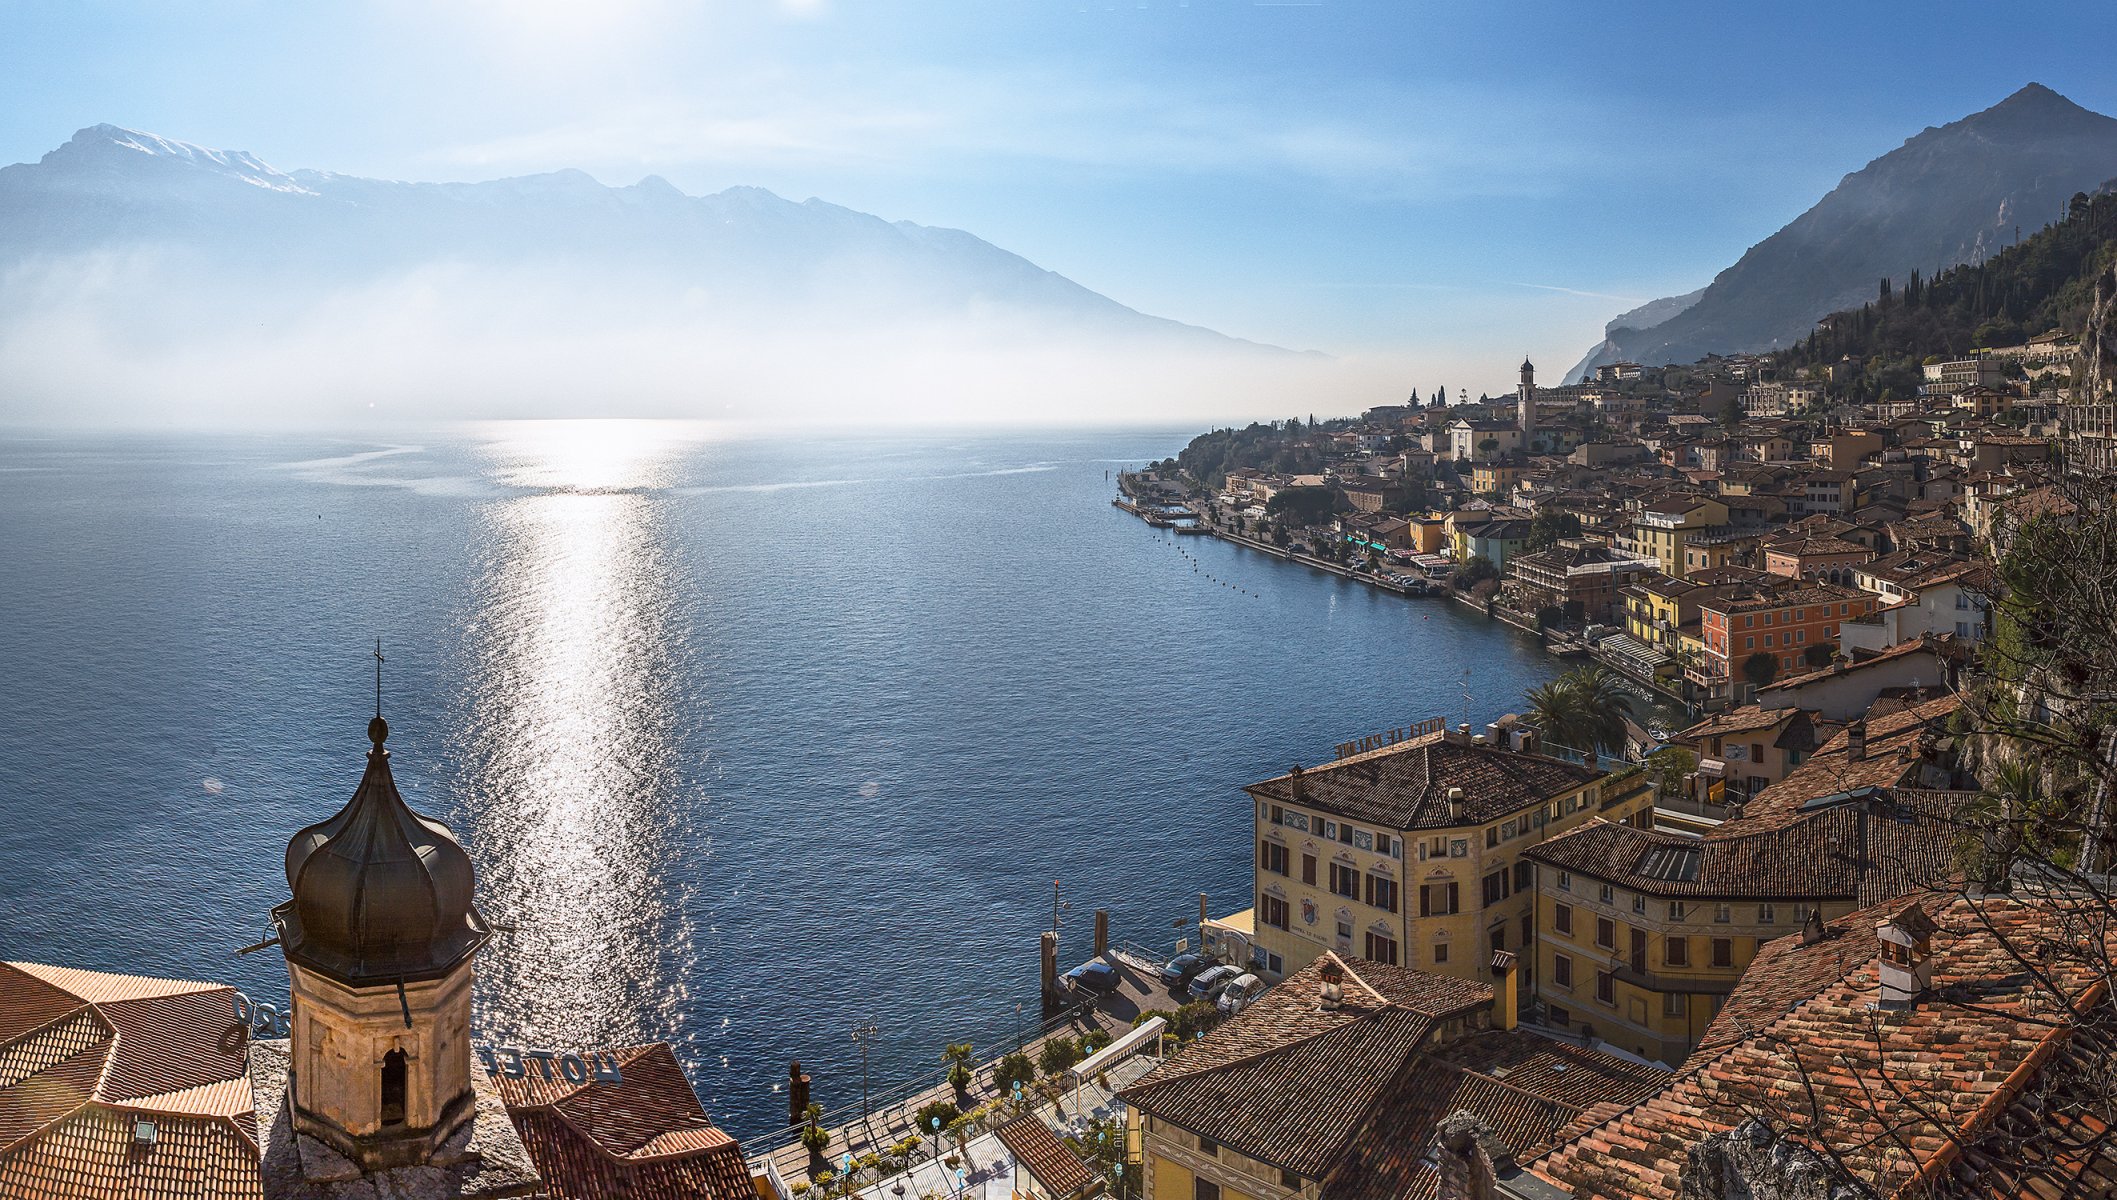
[996,1115,1096,1197]
[1736,693,1962,828]
[1121,955,1493,1177]
[497,1041,752,1200]
[1529,891,2117,1199]
[1246,732,1604,831]
[0,962,258,1199]
[1527,789,1966,905]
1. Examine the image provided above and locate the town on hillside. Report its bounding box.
[12,165,2117,1200]
[1089,248,2117,1196]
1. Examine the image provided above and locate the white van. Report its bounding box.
[1215,973,1266,1014]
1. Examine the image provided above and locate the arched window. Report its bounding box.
[380,1050,407,1126]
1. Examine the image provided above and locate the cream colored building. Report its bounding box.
[1245,722,1655,990]
[1524,789,1964,1066]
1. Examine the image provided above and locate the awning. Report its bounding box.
[1069,1016,1166,1085]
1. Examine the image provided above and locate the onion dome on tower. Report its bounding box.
[274,712,489,986]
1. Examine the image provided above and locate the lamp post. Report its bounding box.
[850,1023,879,1123]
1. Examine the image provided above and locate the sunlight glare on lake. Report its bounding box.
[456,420,701,1048]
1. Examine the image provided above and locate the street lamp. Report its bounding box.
[850,1023,879,1124]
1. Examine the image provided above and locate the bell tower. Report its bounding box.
[1517,356,1537,446]
[273,672,490,1171]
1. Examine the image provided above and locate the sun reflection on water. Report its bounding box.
[457,420,708,1049]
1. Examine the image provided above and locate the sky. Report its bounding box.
[8,0,2117,408]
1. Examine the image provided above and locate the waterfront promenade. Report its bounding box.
[752,950,1173,1191]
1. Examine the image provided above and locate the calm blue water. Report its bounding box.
[0,423,1555,1139]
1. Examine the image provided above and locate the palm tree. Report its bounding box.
[1561,666,1631,755]
[1524,679,1581,753]
[1523,667,1631,758]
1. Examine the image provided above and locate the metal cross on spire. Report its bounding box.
[374,639,385,719]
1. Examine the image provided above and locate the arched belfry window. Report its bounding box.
[380,1050,407,1126]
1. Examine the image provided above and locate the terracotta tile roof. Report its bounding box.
[1674,705,1793,742]
[996,1115,1096,1197]
[1737,693,1962,828]
[98,990,253,1104]
[1757,634,1956,696]
[7,964,225,1005]
[0,962,259,1198]
[1120,955,1492,1177]
[1762,534,1870,558]
[0,964,91,1051]
[1526,788,1964,904]
[498,1041,753,1200]
[1529,891,2117,1200]
[0,1106,262,1200]
[1246,733,1603,831]
[1315,1031,1668,1200]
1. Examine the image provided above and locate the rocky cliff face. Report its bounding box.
[2081,261,2117,400]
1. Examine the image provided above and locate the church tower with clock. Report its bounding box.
[273,701,492,1171]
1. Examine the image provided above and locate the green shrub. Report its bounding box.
[994,1052,1036,1093]
[914,1100,960,1135]
[1039,1036,1083,1076]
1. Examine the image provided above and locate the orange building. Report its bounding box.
[1697,582,1874,703]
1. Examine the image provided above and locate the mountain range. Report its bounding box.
[1,124,1279,347]
[1568,84,2117,381]
[0,125,1304,423]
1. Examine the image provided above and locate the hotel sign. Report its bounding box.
[477,1045,624,1085]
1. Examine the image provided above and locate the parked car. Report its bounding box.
[1064,960,1122,994]
[1158,953,1208,988]
[1187,964,1239,1001]
[1216,973,1265,1014]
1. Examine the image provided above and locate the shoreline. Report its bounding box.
[1113,481,1692,713]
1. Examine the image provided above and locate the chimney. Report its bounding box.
[1447,787,1467,823]
[1199,893,1210,927]
[1876,901,1938,1008]
[1846,720,1867,762]
[1289,763,1305,799]
[1094,908,1110,959]
[1799,908,1827,946]
[1490,951,1518,1032]
[1584,747,1598,771]
[1318,959,1346,1012]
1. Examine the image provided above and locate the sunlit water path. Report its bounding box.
[0,423,1557,1137]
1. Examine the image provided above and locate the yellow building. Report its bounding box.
[1470,462,1522,497]
[1630,497,1728,578]
[1523,789,1963,1065]
[1246,722,1655,987]
[1679,529,1765,576]
[1409,515,1449,555]
[1622,575,1702,653]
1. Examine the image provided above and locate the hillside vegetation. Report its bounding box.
[1770,184,2117,403]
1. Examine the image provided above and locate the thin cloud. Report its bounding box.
[1507,281,1651,304]
[428,67,1614,198]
